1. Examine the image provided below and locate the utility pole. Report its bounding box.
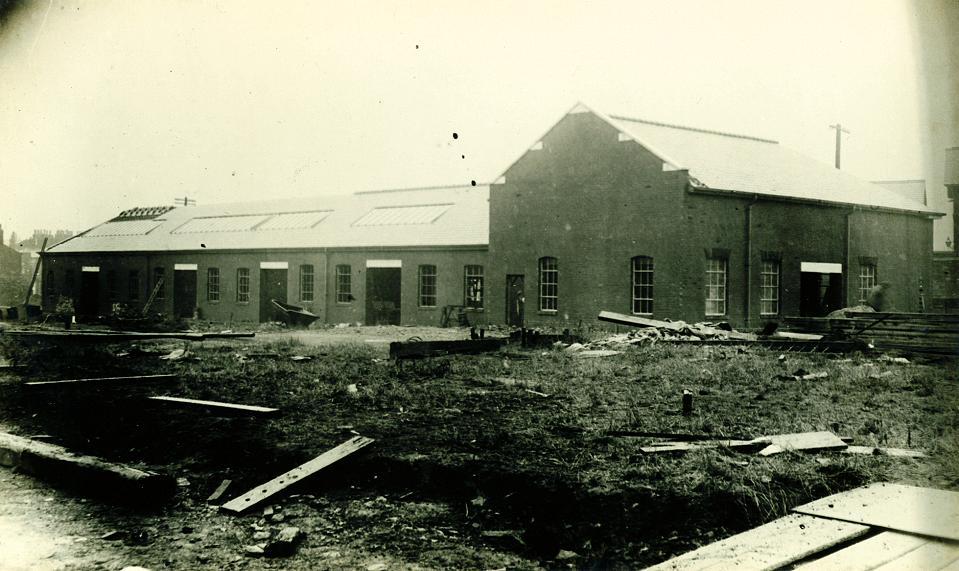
[829,123,850,169]
[175,196,197,206]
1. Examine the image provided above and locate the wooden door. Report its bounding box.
[506,274,525,327]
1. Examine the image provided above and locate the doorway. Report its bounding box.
[259,268,288,322]
[799,262,843,317]
[77,269,100,321]
[366,268,401,325]
[506,274,525,327]
[173,269,197,319]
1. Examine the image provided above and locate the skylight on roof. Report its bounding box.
[256,210,331,231]
[353,204,453,227]
[84,220,163,237]
[172,214,270,234]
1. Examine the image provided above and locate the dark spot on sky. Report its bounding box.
[415,44,419,49]
[452,133,458,139]
[471,180,476,187]
[461,155,465,159]
[201,243,206,248]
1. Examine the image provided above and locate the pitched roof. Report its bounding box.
[48,185,488,254]
[606,113,941,215]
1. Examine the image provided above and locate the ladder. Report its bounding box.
[141,278,164,317]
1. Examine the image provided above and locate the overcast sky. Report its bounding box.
[1,0,956,246]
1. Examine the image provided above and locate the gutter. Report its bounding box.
[745,195,759,327]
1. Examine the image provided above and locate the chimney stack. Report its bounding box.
[0,224,4,248]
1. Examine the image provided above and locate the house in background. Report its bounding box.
[931,147,959,313]
[41,186,488,325]
[41,103,943,328]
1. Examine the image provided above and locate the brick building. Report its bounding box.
[42,186,488,325]
[42,104,942,328]
[487,104,941,329]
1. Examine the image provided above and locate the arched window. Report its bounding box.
[538,257,558,312]
[631,256,654,315]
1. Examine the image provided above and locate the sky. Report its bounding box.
[1,0,956,247]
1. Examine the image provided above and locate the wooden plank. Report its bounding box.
[646,513,869,571]
[639,440,763,454]
[843,445,926,458]
[872,539,959,570]
[4,330,254,342]
[755,431,848,456]
[206,479,232,503]
[795,531,931,571]
[25,374,177,387]
[389,338,506,359]
[148,396,279,416]
[220,436,374,514]
[793,483,959,541]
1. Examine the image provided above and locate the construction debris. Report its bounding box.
[843,446,926,458]
[598,311,756,341]
[206,479,232,503]
[25,374,178,388]
[220,435,374,514]
[2,330,255,342]
[639,431,849,457]
[264,527,305,557]
[389,338,506,360]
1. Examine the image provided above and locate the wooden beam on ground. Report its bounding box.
[755,431,848,456]
[220,436,374,514]
[639,440,763,454]
[206,479,232,503]
[843,445,926,458]
[389,338,506,360]
[148,396,279,416]
[608,430,754,441]
[0,432,175,502]
[794,530,934,570]
[25,374,177,388]
[2,330,255,342]
[645,513,869,571]
[793,483,959,542]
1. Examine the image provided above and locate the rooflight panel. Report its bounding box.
[84,220,163,237]
[173,214,270,234]
[353,204,453,226]
[256,211,331,231]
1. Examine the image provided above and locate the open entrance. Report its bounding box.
[506,274,525,327]
[259,266,288,322]
[77,267,100,321]
[173,265,198,319]
[799,262,844,317]
[366,264,401,325]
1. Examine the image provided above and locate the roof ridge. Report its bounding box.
[354,183,486,195]
[609,114,779,145]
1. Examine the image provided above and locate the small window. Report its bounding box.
[128,270,140,301]
[631,256,654,315]
[107,270,118,302]
[418,264,437,307]
[207,267,220,302]
[236,268,250,303]
[705,257,727,316]
[539,257,558,312]
[464,265,484,309]
[859,262,877,303]
[760,260,780,315]
[152,267,165,301]
[335,265,352,303]
[300,264,314,302]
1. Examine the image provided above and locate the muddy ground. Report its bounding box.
[0,323,956,570]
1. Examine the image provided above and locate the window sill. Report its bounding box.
[465,308,485,312]
[538,310,558,316]
[208,300,220,304]
[631,312,653,317]
[336,302,353,306]
[418,306,437,310]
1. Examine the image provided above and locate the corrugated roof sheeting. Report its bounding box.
[610,115,940,215]
[872,180,926,206]
[49,185,488,253]
[83,220,164,237]
[353,204,452,226]
[256,210,331,230]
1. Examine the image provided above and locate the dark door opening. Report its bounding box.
[173,270,197,319]
[77,271,99,321]
[259,268,288,322]
[366,268,401,325]
[506,274,525,327]
[800,272,843,317]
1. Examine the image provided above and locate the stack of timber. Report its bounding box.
[829,312,959,355]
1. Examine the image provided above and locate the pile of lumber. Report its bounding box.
[828,312,959,355]
[596,311,756,344]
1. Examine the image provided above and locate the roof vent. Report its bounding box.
[112,206,175,221]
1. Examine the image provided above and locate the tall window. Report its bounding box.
[44,270,55,299]
[464,265,484,309]
[107,270,118,302]
[418,264,437,307]
[760,260,780,315]
[705,257,727,316]
[207,267,220,302]
[631,256,654,315]
[128,270,140,301]
[539,257,558,312]
[153,267,165,300]
[300,264,314,302]
[65,269,75,296]
[236,268,250,303]
[335,265,352,303]
[859,261,877,303]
